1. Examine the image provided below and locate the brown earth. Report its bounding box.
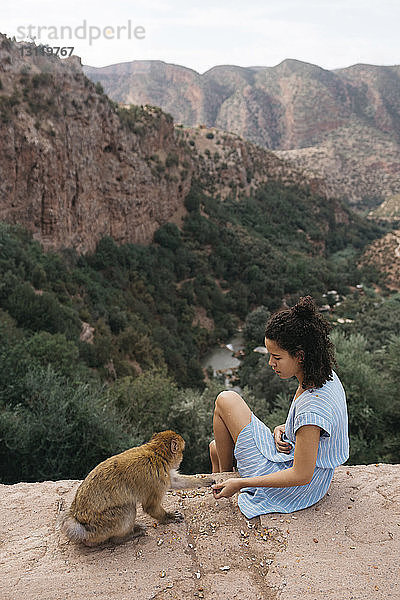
[1,464,399,600]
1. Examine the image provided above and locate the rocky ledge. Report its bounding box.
[0,464,399,600]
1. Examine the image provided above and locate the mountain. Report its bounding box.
[0,36,192,253]
[0,35,334,253]
[84,59,400,211]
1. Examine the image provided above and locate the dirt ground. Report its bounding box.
[0,464,399,600]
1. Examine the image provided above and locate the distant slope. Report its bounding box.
[84,59,400,210]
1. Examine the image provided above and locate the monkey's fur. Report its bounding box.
[61,430,215,546]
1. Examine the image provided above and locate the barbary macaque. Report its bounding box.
[61,430,215,546]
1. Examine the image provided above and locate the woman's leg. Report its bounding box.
[211,390,252,472]
[209,440,220,472]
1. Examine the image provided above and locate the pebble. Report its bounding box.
[219,566,230,571]
[160,570,166,578]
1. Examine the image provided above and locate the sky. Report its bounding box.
[3,0,400,73]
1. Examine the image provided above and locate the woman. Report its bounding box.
[210,296,349,518]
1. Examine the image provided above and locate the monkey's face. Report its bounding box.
[171,436,185,468]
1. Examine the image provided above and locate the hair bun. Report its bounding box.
[292,296,317,319]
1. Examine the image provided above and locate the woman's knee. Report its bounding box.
[215,390,245,414]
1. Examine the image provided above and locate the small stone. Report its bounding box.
[350,546,356,549]
[313,538,319,543]
[194,571,201,579]
[291,516,298,520]
[160,570,166,578]
[157,539,163,546]
[219,566,230,571]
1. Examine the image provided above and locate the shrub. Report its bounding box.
[154,223,182,250]
[166,152,179,168]
[0,366,137,483]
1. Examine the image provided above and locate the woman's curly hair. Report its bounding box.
[264,296,336,389]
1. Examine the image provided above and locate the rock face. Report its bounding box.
[0,35,193,253]
[360,229,400,290]
[84,59,400,209]
[0,35,330,254]
[0,464,399,600]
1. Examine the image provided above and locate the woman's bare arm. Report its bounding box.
[212,425,321,498]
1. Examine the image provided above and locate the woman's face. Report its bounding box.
[264,338,303,381]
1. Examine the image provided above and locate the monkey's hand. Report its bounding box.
[200,475,216,487]
[162,510,185,524]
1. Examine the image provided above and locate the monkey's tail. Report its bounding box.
[61,514,90,543]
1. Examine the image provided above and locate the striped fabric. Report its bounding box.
[234,371,349,518]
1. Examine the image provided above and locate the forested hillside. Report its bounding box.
[1,180,398,483]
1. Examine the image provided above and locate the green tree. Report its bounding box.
[0,366,137,483]
[244,306,271,345]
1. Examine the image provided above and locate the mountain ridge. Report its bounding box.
[84,58,400,210]
[0,34,344,254]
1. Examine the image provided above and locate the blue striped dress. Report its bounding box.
[234,371,349,518]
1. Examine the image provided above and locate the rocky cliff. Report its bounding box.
[0,465,399,600]
[360,229,400,290]
[0,35,328,253]
[0,35,193,253]
[84,59,400,210]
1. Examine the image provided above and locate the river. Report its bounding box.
[201,333,245,390]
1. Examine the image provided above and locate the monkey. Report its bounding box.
[61,430,215,546]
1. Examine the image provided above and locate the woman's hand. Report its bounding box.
[212,478,243,499]
[274,424,292,454]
